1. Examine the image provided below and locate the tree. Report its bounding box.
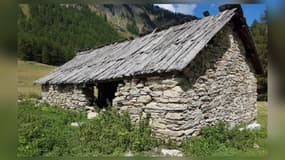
[17,4,122,66]
[250,11,268,101]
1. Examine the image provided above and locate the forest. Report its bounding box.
[250,12,268,100]
[18,4,123,65]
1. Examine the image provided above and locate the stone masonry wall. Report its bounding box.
[113,24,257,142]
[42,84,94,109]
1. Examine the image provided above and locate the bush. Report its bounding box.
[70,109,159,156]
[130,113,159,152]
[17,101,84,157]
[181,121,267,157]
[18,101,267,157]
[17,101,159,157]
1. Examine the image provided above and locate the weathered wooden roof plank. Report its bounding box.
[35,9,238,84]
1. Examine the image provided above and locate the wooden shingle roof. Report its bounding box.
[35,8,261,85]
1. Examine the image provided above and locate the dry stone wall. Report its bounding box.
[113,24,257,142]
[40,24,257,142]
[41,84,94,109]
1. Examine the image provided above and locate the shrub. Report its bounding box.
[17,101,84,157]
[18,101,267,157]
[72,109,159,156]
[130,113,159,152]
[17,101,159,157]
[181,121,267,157]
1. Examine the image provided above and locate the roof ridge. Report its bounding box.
[35,9,241,84]
[75,11,239,56]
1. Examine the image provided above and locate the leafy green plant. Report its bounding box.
[17,100,84,157]
[181,121,267,157]
[130,113,159,152]
[18,101,267,157]
[72,109,159,155]
[17,101,159,157]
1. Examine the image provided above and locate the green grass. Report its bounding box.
[181,101,268,158]
[256,101,267,128]
[17,101,159,157]
[17,60,55,98]
[17,101,267,157]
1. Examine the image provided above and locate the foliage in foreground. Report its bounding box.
[18,101,267,157]
[182,121,267,157]
[17,101,158,157]
[72,111,159,156]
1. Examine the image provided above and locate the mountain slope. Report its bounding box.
[87,4,195,36]
[18,4,123,65]
[18,4,194,65]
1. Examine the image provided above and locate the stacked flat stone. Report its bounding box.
[113,25,257,142]
[41,84,94,109]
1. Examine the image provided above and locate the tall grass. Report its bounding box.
[17,60,55,98]
[181,102,268,157]
[18,101,267,157]
[17,101,159,157]
[181,121,267,157]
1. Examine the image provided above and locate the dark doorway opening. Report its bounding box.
[97,81,121,108]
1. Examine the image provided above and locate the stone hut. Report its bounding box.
[35,5,263,141]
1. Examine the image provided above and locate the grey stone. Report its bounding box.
[157,129,185,137]
[153,97,169,103]
[161,79,178,85]
[136,83,144,88]
[165,112,184,120]
[161,149,183,157]
[184,129,195,135]
[129,88,139,96]
[87,112,98,119]
[124,150,133,157]
[150,84,164,90]
[192,101,202,107]
[144,102,188,111]
[141,87,151,93]
[70,122,83,127]
[150,91,163,97]
[163,90,180,97]
[200,96,211,101]
[246,122,261,130]
[137,95,152,104]
[151,120,167,129]
[253,143,260,149]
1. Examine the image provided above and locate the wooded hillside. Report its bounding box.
[17,4,193,66]
[250,11,268,100]
[18,4,122,65]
